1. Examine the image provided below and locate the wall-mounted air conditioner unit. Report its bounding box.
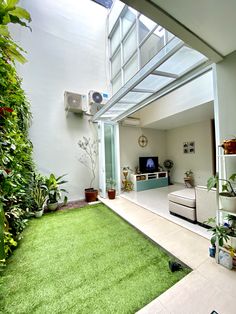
[64,91,87,113]
[121,117,141,127]
[86,90,109,115]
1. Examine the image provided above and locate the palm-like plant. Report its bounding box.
[44,174,68,204]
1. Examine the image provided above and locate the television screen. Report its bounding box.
[139,156,159,173]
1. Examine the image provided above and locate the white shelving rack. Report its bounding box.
[216,146,236,267]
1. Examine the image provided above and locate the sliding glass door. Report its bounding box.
[98,121,120,198]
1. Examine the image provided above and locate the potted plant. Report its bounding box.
[44,173,68,211]
[78,137,98,202]
[184,169,194,187]
[106,178,116,199]
[206,217,230,257]
[32,186,47,218]
[207,173,236,213]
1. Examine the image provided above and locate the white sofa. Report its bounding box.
[168,186,217,225]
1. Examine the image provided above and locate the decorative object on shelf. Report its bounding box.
[122,167,133,192]
[78,136,98,202]
[184,169,194,188]
[183,141,195,154]
[163,159,174,185]
[106,178,116,200]
[221,139,236,154]
[207,173,236,213]
[138,135,148,148]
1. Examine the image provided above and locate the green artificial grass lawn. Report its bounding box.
[0,204,190,314]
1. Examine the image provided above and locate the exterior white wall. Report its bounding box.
[119,126,166,173]
[213,51,236,175]
[166,120,213,186]
[139,71,213,127]
[12,0,109,200]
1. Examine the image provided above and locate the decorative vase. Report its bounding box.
[108,189,116,200]
[85,188,98,202]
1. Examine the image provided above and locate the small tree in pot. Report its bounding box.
[78,136,98,202]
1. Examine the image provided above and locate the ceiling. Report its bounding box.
[143,101,214,130]
[150,0,236,57]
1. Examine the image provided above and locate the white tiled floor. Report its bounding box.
[121,184,210,239]
[99,194,236,314]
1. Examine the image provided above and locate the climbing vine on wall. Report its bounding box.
[0,0,34,263]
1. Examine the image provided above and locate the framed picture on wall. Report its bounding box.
[183,141,195,154]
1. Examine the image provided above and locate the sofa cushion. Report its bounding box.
[168,188,196,208]
[169,201,196,221]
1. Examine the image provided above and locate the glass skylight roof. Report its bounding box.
[93,36,208,122]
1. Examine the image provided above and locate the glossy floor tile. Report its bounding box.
[121,184,210,239]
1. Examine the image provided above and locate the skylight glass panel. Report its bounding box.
[123,27,136,62]
[153,25,165,38]
[139,15,156,32]
[157,46,207,76]
[110,26,120,54]
[122,8,136,37]
[92,0,113,9]
[135,74,174,91]
[121,91,152,103]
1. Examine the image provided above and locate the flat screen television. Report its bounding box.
[139,156,159,173]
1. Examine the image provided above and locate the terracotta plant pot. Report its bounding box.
[108,189,116,200]
[85,188,98,202]
[221,139,236,154]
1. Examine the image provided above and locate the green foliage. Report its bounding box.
[106,177,116,190]
[44,173,68,204]
[0,1,33,260]
[0,0,31,64]
[206,217,230,247]
[207,173,236,196]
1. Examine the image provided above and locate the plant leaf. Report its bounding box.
[9,7,31,22]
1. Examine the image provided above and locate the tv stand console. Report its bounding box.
[130,172,168,192]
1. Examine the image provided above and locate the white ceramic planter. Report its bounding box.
[220,195,236,213]
[35,208,44,218]
[47,202,58,211]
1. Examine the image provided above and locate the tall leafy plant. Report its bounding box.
[0,0,33,258]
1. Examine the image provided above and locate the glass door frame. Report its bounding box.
[98,121,121,198]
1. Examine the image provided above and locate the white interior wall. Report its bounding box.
[12,0,109,200]
[119,126,166,173]
[139,71,213,127]
[166,120,213,186]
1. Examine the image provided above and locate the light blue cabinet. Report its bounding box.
[131,172,168,191]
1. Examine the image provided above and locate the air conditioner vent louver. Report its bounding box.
[64,91,87,113]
